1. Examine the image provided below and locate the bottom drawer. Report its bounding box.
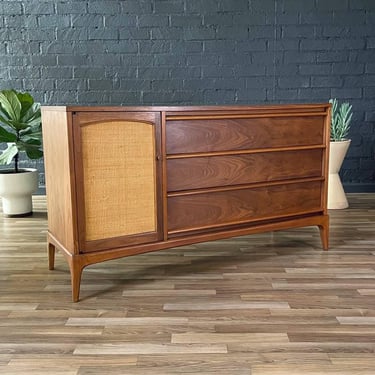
[168,181,322,234]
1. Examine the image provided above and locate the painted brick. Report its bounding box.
[204,14,234,26]
[138,41,170,53]
[56,1,88,14]
[331,88,363,99]
[169,66,202,81]
[218,0,248,12]
[233,14,267,26]
[282,25,315,38]
[71,15,104,28]
[57,28,88,41]
[284,51,316,64]
[119,28,150,40]
[278,76,310,88]
[0,2,23,15]
[151,27,184,40]
[204,89,236,104]
[154,1,185,13]
[300,39,333,51]
[333,10,366,25]
[299,64,332,75]
[204,40,236,52]
[236,88,267,102]
[88,28,118,40]
[332,62,365,75]
[300,12,333,25]
[24,1,55,15]
[186,0,219,13]
[104,15,137,27]
[183,27,216,41]
[120,1,152,14]
[249,0,276,12]
[38,15,71,28]
[216,26,248,40]
[88,79,114,90]
[317,51,349,63]
[5,15,38,28]
[88,1,120,14]
[73,67,106,79]
[282,0,316,12]
[170,15,202,27]
[311,76,343,87]
[316,0,349,10]
[138,15,169,27]
[297,88,331,99]
[103,41,138,53]
[246,76,275,89]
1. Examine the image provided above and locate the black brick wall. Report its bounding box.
[0,0,375,191]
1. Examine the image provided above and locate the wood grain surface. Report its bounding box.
[168,181,323,233]
[167,149,323,191]
[166,116,324,154]
[1,194,375,374]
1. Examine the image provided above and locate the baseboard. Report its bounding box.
[36,186,46,195]
[343,183,375,193]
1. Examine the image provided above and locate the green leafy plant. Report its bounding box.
[329,98,353,141]
[0,89,43,173]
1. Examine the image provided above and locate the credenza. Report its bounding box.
[41,104,331,302]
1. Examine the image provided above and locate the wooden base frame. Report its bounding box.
[48,214,329,302]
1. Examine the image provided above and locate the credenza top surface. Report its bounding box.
[41,103,330,114]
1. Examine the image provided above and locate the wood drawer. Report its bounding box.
[168,181,323,234]
[167,149,323,192]
[166,116,325,154]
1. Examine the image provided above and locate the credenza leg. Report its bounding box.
[68,258,85,303]
[318,217,329,251]
[48,242,55,270]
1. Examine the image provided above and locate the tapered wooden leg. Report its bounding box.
[48,242,56,270]
[318,216,329,251]
[68,257,85,303]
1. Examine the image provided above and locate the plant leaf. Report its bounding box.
[0,126,17,142]
[0,143,18,165]
[0,90,22,121]
[17,92,34,119]
[25,148,43,160]
[16,138,43,159]
[21,102,41,125]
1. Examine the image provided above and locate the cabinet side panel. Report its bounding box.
[41,108,75,253]
[80,120,157,241]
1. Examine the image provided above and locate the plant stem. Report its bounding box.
[14,152,19,173]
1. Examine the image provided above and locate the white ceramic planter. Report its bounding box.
[0,168,38,217]
[327,140,351,209]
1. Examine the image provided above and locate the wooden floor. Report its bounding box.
[1,194,375,374]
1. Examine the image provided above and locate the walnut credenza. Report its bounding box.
[41,104,331,302]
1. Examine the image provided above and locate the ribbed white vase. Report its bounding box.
[327,140,351,210]
[0,168,38,216]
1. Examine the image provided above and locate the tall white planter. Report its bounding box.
[0,168,38,217]
[328,140,351,209]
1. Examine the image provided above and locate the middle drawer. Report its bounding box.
[167,149,323,192]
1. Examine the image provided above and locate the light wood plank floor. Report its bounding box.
[1,194,375,374]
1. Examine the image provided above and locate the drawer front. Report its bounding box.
[166,116,325,154]
[167,149,323,192]
[168,181,322,233]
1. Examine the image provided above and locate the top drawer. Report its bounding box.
[166,116,325,154]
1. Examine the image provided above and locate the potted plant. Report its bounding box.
[0,89,43,217]
[328,98,353,209]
